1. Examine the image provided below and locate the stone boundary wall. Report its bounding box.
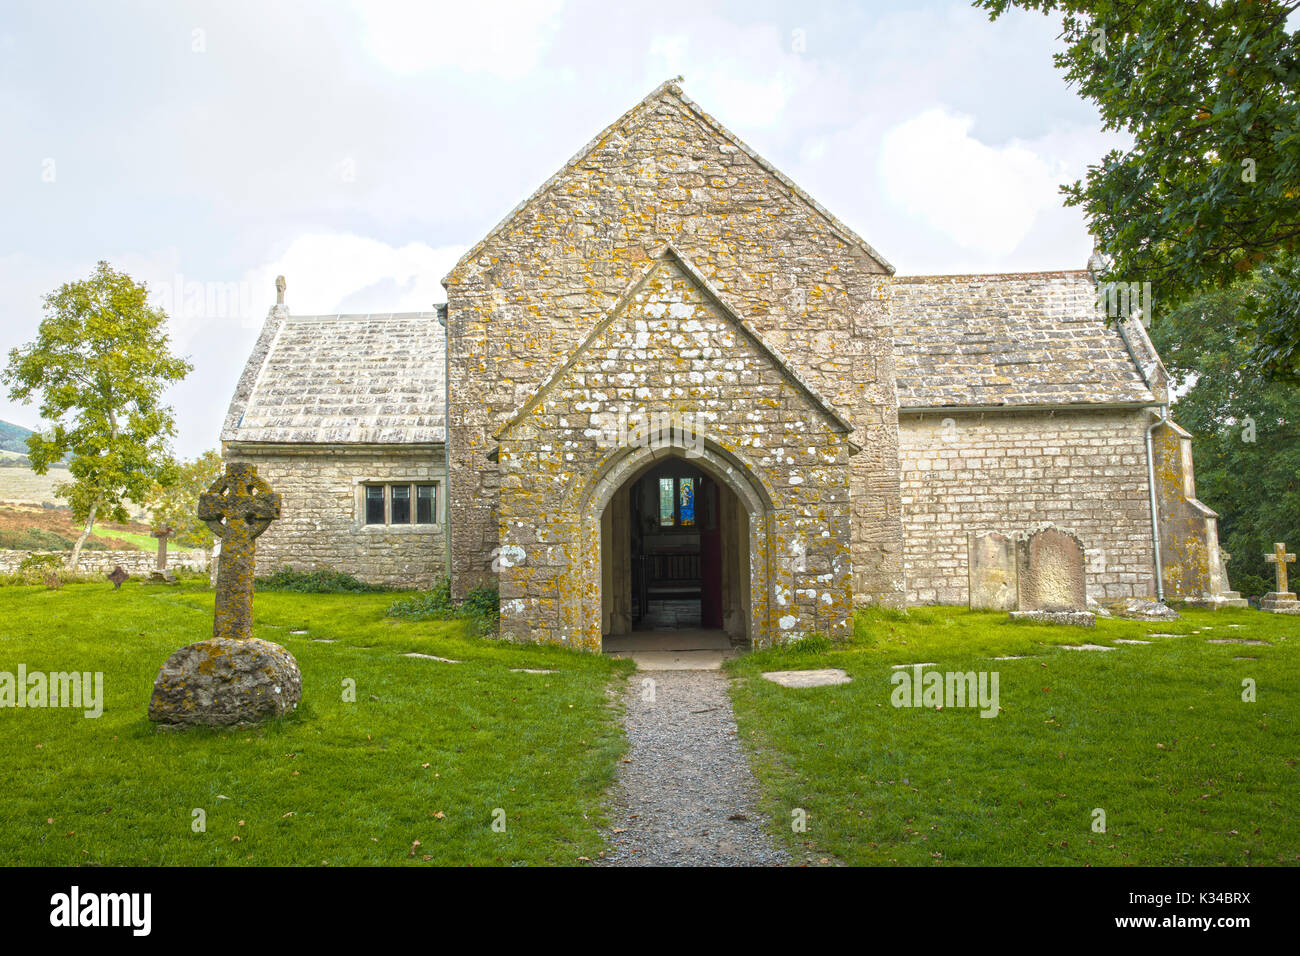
[223,443,449,588]
[0,549,208,575]
[898,407,1156,605]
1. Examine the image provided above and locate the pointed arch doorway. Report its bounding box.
[595,446,766,656]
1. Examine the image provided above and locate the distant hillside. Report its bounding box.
[0,420,34,455]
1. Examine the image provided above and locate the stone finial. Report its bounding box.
[1087,241,1109,277]
[275,275,286,306]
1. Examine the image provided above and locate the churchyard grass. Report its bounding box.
[0,580,632,865]
[728,606,1300,866]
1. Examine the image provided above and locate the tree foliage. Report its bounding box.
[3,261,192,566]
[145,449,223,550]
[1148,280,1300,596]
[978,0,1300,376]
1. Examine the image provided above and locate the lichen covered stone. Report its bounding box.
[148,637,301,726]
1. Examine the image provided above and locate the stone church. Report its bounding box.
[221,80,1236,652]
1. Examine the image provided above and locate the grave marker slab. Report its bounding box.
[1261,542,1300,614]
[968,531,1017,611]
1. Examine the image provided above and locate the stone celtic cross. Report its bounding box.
[151,524,174,571]
[199,463,281,641]
[1264,542,1296,595]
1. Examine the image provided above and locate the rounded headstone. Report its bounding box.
[148,637,302,726]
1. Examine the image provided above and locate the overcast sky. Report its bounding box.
[0,0,1128,458]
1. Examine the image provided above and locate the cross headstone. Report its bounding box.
[151,524,174,571]
[107,566,129,589]
[198,463,281,641]
[1265,542,1296,595]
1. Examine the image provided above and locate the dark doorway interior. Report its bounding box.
[628,459,723,631]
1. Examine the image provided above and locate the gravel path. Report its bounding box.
[597,670,790,866]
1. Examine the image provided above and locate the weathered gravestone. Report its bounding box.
[1261,543,1300,614]
[148,463,302,726]
[1009,527,1094,627]
[1211,550,1249,609]
[968,531,1018,611]
[147,525,178,584]
[107,566,129,590]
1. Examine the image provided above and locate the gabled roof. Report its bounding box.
[444,78,893,286]
[221,306,447,445]
[494,245,856,440]
[890,271,1156,409]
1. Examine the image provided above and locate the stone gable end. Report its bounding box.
[445,83,903,604]
[495,254,856,651]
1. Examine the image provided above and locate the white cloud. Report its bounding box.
[878,108,1068,256]
[358,0,563,78]
[242,233,467,317]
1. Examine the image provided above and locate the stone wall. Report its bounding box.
[496,252,856,651]
[223,444,448,588]
[0,549,208,575]
[898,407,1156,605]
[444,82,903,606]
[1151,419,1232,601]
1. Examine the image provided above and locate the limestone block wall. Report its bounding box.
[223,444,448,588]
[496,254,856,651]
[897,408,1156,605]
[444,83,902,605]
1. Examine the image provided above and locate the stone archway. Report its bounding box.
[570,440,775,653]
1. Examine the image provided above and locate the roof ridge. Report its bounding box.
[894,270,1091,282]
[283,310,443,321]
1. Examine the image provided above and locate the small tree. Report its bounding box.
[146,449,223,550]
[3,261,192,568]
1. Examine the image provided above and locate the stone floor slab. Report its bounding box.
[761,668,851,687]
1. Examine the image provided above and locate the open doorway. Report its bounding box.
[600,453,750,654]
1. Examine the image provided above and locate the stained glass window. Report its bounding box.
[659,477,675,526]
[679,477,695,526]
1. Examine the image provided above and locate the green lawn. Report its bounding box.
[728,606,1300,866]
[0,581,632,866]
[7,582,1297,868]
